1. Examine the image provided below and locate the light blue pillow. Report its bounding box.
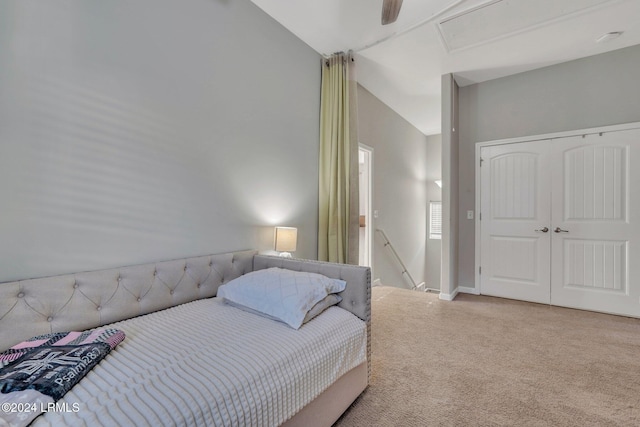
[217,268,346,329]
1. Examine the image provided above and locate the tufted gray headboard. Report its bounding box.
[0,251,256,352]
[0,251,371,353]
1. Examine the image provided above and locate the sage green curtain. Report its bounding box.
[318,51,359,264]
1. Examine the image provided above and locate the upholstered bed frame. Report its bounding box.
[0,250,371,426]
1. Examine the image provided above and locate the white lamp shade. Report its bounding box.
[275,227,297,252]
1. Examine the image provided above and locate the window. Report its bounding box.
[429,201,442,239]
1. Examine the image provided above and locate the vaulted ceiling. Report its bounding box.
[250,0,640,135]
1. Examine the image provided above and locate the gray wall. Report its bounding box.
[457,44,640,289]
[0,0,321,282]
[441,74,459,297]
[425,134,442,290]
[357,84,429,289]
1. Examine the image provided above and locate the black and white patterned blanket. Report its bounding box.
[0,329,125,427]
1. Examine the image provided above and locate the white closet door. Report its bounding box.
[480,141,552,304]
[550,130,640,317]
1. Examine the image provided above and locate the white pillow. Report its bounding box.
[217,267,346,329]
[302,293,342,324]
[224,293,342,326]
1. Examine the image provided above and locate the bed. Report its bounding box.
[0,251,371,426]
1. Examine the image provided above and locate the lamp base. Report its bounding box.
[279,252,293,258]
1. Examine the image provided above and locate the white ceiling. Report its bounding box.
[250,0,640,135]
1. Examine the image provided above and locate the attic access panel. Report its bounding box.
[438,0,617,52]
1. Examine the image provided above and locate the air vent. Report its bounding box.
[438,0,617,52]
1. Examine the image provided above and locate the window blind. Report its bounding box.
[429,201,442,239]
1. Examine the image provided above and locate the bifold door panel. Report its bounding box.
[480,129,640,317]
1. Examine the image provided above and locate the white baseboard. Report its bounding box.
[372,279,382,287]
[439,288,459,301]
[458,286,480,295]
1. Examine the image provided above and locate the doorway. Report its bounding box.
[359,144,373,270]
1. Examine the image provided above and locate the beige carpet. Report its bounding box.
[334,286,640,427]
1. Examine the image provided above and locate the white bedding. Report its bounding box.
[31,298,367,427]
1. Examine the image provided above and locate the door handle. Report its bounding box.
[554,227,569,233]
[535,227,549,233]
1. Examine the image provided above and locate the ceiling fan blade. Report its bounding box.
[381,0,403,25]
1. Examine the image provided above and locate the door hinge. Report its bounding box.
[480,157,484,167]
[479,212,482,221]
[479,266,482,275]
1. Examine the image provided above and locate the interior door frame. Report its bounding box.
[474,121,640,294]
[359,143,374,275]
